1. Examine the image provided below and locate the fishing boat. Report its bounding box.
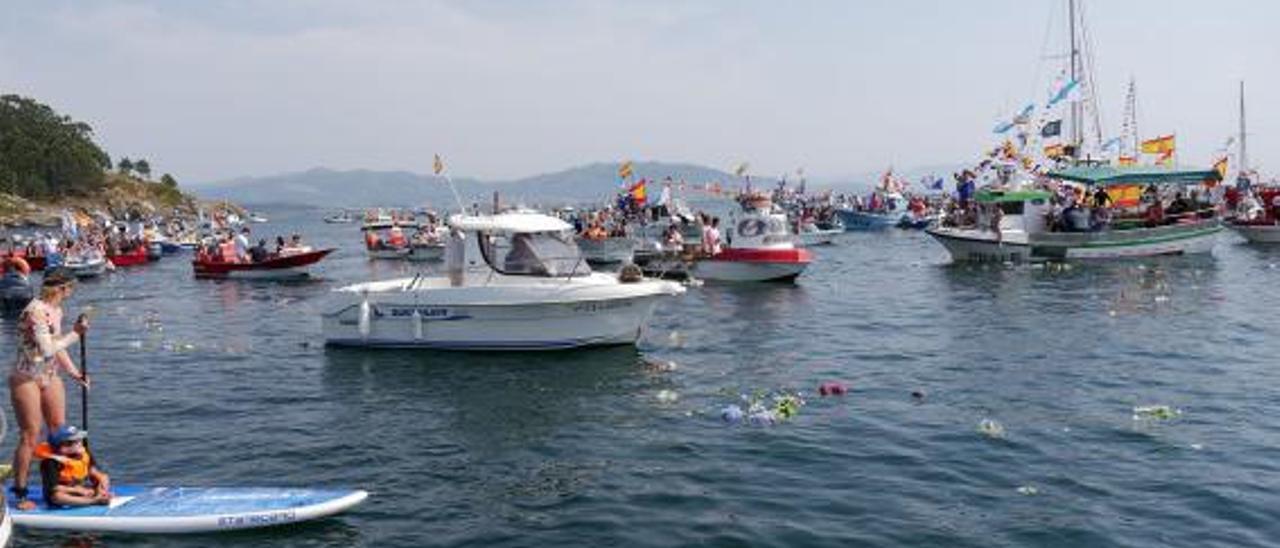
[928,167,1223,262]
[323,211,684,350]
[247,212,269,223]
[193,248,335,280]
[108,245,149,267]
[836,192,908,231]
[0,251,45,272]
[576,235,636,264]
[1222,83,1280,243]
[693,194,812,282]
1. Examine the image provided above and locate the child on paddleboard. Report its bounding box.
[36,425,111,507]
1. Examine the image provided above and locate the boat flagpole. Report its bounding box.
[434,154,466,214]
[1239,80,1248,178]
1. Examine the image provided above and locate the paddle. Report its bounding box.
[79,317,88,432]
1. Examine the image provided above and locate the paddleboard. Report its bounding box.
[8,486,366,534]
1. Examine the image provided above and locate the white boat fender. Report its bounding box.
[412,309,423,341]
[358,295,371,339]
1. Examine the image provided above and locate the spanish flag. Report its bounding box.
[629,178,647,205]
[1117,155,1137,166]
[1044,144,1066,159]
[433,154,444,175]
[1214,156,1228,179]
[1155,150,1174,166]
[1109,184,1143,208]
[1140,134,1175,154]
[618,161,633,180]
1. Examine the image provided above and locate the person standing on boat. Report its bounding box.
[233,227,251,263]
[8,272,90,510]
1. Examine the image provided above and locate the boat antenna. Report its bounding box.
[1068,0,1081,157]
[1239,80,1248,176]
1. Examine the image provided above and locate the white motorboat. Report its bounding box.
[62,253,109,278]
[324,210,355,224]
[323,212,685,350]
[693,195,812,282]
[795,224,842,247]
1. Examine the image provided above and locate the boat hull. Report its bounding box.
[836,209,902,231]
[692,248,812,282]
[323,293,670,350]
[928,221,1221,262]
[367,247,409,260]
[109,248,149,267]
[63,260,109,278]
[796,229,841,247]
[193,249,334,279]
[406,244,444,262]
[1227,221,1280,243]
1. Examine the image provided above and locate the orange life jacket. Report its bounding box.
[35,442,91,485]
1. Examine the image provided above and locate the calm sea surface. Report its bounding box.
[4,205,1279,547]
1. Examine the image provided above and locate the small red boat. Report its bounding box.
[193,248,335,279]
[108,246,150,267]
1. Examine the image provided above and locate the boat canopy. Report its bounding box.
[450,213,572,234]
[1049,165,1220,186]
[975,188,1052,203]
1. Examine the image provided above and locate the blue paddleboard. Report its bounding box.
[8,486,367,533]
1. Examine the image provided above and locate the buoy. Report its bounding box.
[411,309,423,341]
[357,296,371,339]
[818,382,847,396]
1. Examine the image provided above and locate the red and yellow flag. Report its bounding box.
[618,161,634,180]
[1140,134,1175,154]
[1117,155,1137,166]
[1109,184,1143,208]
[629,178,647,204]
[1155,150,1174,166]
[1044,144,1066,159]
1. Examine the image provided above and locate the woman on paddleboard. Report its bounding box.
[8,272,89,510]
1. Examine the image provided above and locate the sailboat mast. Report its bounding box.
[1068,0,1082,155]
[1239,80,1248,174]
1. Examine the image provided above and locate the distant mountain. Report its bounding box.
[195,162,738,208]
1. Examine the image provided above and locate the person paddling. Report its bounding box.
[8,272,90,510]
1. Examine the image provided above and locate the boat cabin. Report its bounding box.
[449,213,592,278]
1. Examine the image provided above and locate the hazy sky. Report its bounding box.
[2,1,1276,183]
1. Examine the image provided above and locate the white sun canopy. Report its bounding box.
[448,213,572,234]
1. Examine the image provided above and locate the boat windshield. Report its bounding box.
[478,230,592,277]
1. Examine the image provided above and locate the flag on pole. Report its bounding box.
[433,154,444,175]
[629,178,647,204]
[1155,150,1175,166]
[1117,156,1137,166]
[1046,79,1080,108]
[1214,157,1229,179]
[1140,135,1176,154]
[734,162,749,177]
[618,161,633,180]
[1044,144,1066,159]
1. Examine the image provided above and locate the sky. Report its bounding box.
[2,0,1277,184]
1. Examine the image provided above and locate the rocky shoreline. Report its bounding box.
[0,174,239,229]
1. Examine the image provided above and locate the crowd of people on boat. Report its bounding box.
[196,226,311,264]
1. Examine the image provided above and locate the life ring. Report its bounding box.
[4,256,30,276]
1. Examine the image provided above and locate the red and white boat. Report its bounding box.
[693,195,812,282]
[193,248,335,279]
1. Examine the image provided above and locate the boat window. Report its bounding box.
[478,230,592,277]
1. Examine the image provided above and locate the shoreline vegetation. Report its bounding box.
[0,94,238,228]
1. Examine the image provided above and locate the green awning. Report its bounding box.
[975,188,1052,203]
[1049,165,1220,186]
